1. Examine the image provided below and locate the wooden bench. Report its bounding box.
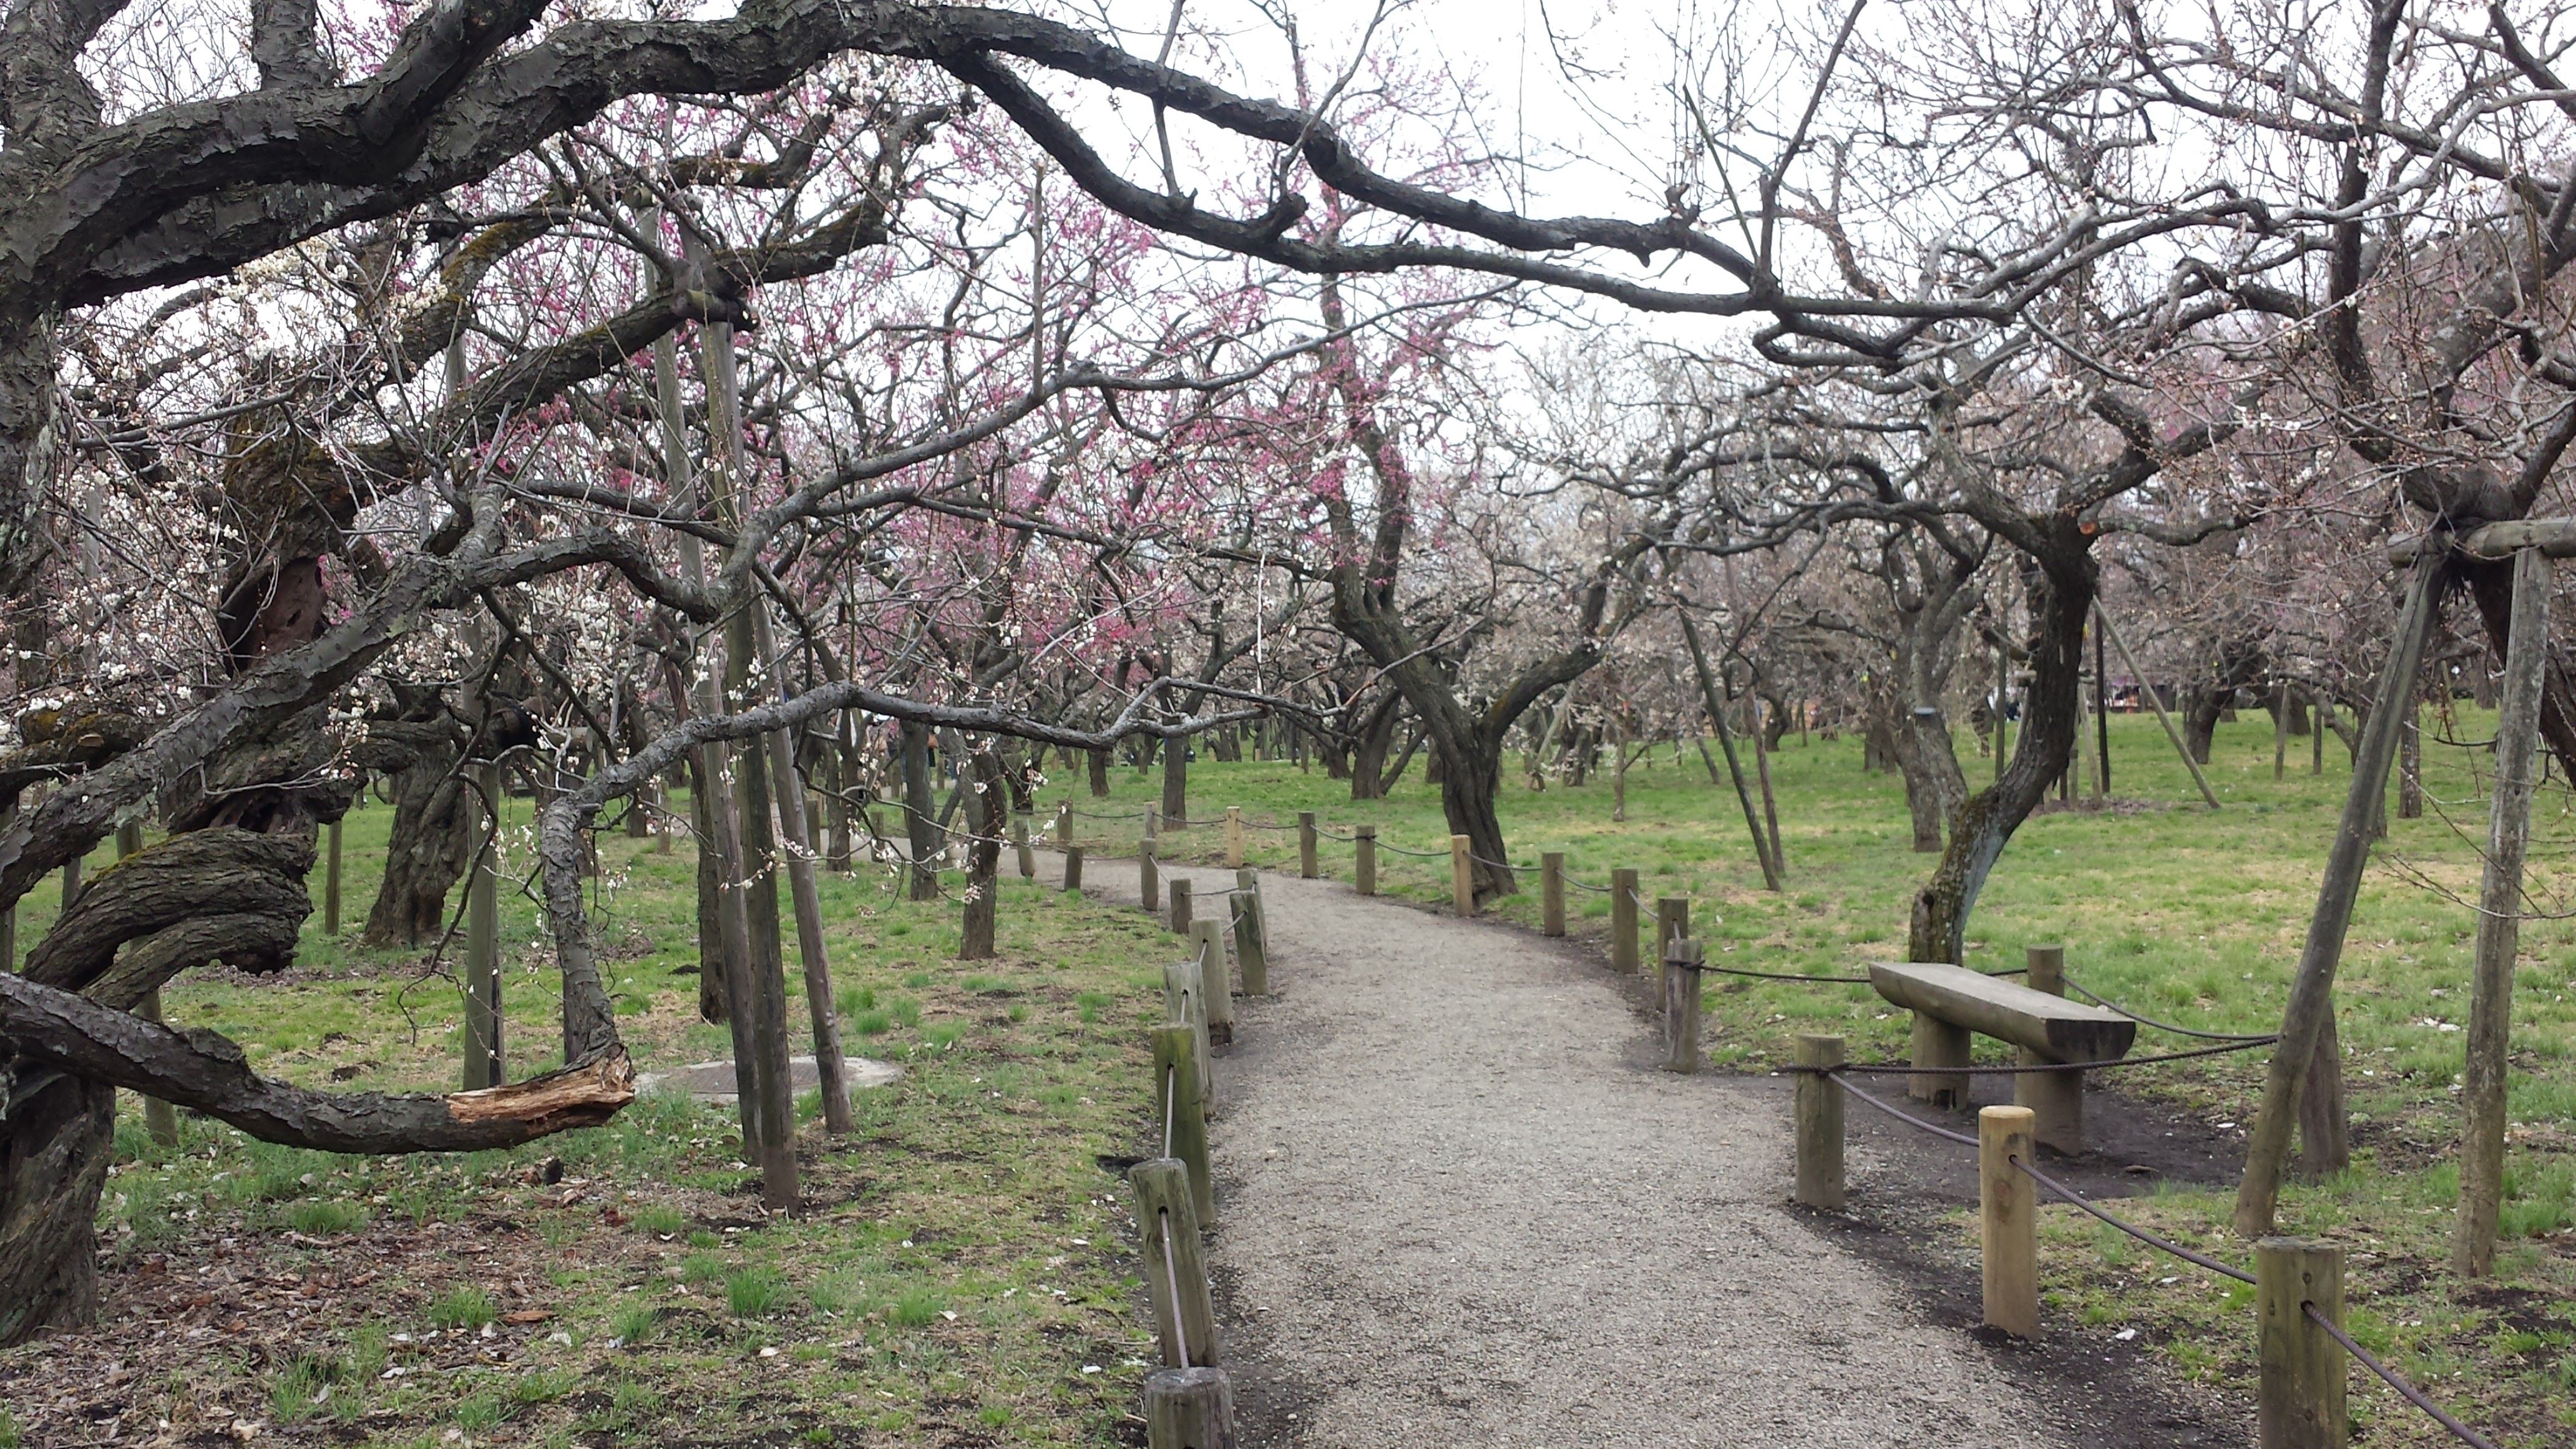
[1868,961,2135,1153]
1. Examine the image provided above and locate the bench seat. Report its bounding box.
[1868,962,2136,1152]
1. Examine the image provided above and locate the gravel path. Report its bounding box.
[1045,848,2061,1448]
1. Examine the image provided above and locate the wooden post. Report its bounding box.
[1540,853,1565,937]
[1129,1158,1221,1368]
[118,823,180,1146]
[2274,680,2290,783]
[60,856,79,914]
[1146,805,1159,842]
[1143,1367,1236,1449]
[1168,939,1217,1104]
[1297,812,1318,878]
[1979,1105,2039,1339]
[1223,807,1244,868]
[2312,699,2328,774]
[1012,812,1035,879]
[2097,605,2223,809]
[1063,846,1085,894]
[1151,1025,1215,1226]
[1449,834,1475,917]
[1140,838,1161,914]
[2398,700,2423,819]
[2457,545,2550,1276]
[2257,1239,2346,1449]
[2012,944,2081,1150]
[1909,1011,1972,1109]
[1188,919,1232,1051]
[1609,868,1640,973]
[1231,871,1268,997]
[1169,877,1192,937]
[1055,801,1073,846]
[1654,896,1689,997]
[463,763,502,1091]
[323,817,342,936]
[1661,939,1704,1073]
[2238,556,2441,1236]
[1354,826,1377,896]
[1793,1034,1846,1211]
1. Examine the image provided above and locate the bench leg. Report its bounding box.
[2015,1051,2082,1154]
[1910,1013,1971,1108]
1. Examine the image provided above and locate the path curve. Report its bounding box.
[1044,847,2059,1448]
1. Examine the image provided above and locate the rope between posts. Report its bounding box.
[1159,1209,1191,1370]
[1375,839,1454,859]
[1825,1071,1981,1146]
[1823,1037,2276,1076]
[1468,851,1543,873]
[2008,1153,2256,1285]
[2061,973,2280,1043]
[2304,1301,2503,1449]
[1710,964,1878,983]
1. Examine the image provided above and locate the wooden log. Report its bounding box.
[1609,868,1640,974]
[1297,812,1318,878]
[1231,871,1268,997]
[1063,845,1085,894]
[1224,807,1244,868]
[2256,1239,2346,1449]
[1168,877,1192,938]
[1870,962,2134,1063]
[1793,1033,1845,1211]
[1979,1105,2039,1339]
[2387,515,2576,561]
[2457,545,2550,1276]
[1150,1027,1214,1227]
[1143,1367,1236,1449]
[1192,919,1234,1047]
[1129,1159,1221,1368]
[2237,556,2442,1236]
[1540,853,1565,937]
[1354,826,1377,896]
[1661,939,1704,1073]
[1140,838,1161,915]
[1449,835,1475,917]
[1654,896,1689,997]
[1012,812,1035,879]
[1168,939,1216,1103]
[323,817,342,936]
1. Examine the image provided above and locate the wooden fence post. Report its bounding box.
[1662,939,1704,1073]
[1063,846,1085,894]
[1540,854,1565,937]
[1224,807,1244,868]
[1169,877,1193,938]
[1188,919,1232,1051]
[1979,1105,2039,1338]
[1167,941,1216,1105]
[2014,944,2081,1151]
[1449,835,1475,917]
[1231,871,1268,997]
[1354,826,1377,895]
[1151,1027,1214,1226]
[462,763,502,1091]
[1143,1367,1236,1449]
[1129,1158,1221,1368]
[1013,812,1035,879]
[1140,837,1161,914]
[1609,868,1640,973]
[2257,1239,2346,1449]
[323,817,342,936]
[1297,812,1318,878]
[1654,896,1689,996]
[1793,1034,1846,1210]
[1055,801,1073,846]
[2275,680,2290,782]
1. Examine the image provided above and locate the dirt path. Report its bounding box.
[1043,849,2066,1448]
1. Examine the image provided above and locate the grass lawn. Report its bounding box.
[0,793,1185,1448]
[1079,709,2576,1448]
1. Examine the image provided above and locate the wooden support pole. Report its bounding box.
[2012,944,2081,1150]
[1231,871,1268,997]
[1063,846,1085,894]
[2275,680,2290,783]
[1793,1034,1846,1211]
[1661,939,1704,1073]
[1609,869,1640,973]
[1168,878,1192,938]
[1979,1105,2039,1339]
[1449,835,1475,917]
[1908,1011,1971,1108]
[2257,1239,2346,1449]
[1129,1158,1221,1368]
[463,763,503,1091]
[2097,606,2222,809]
[1188,919,1232,1052]
[1140,838,1161,915]
[1055,801,1073,846]
[1540,853,1565,937]
[2457,545,2550,1277]
[2023,944,2063,996]
[1169,936,1217,1103]
[1143,1367,1236,1449]
[323,817,342,936]
[60,856,79,914]
[1013,812,1035,879]
[120,822,180,1146]
[1654,896,1689,997]
[1150,1027,1214,1227]
[1224,807,1244,868]
[1297,812,1318,878]
[1354,826,1377,896]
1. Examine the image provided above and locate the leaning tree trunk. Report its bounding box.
[0,1071,113,1343]
[1909,541,2094,964]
